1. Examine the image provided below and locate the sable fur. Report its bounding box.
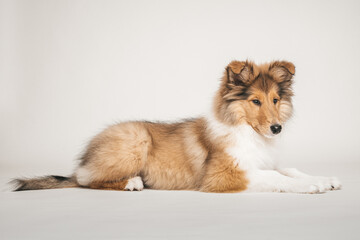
[12,60,296,193]
[11,175,77,191]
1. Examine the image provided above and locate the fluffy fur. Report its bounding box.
[12,60,341,193]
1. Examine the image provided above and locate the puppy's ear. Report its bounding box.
[269,61,295,100]
[226,61,259,87]
[269,61,295,82]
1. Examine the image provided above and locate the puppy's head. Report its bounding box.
[214,60,295,138]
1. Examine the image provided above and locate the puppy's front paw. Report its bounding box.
[329,177,341,190]
[291,182,326,194]
[307,184,326,194]
[309,176,341,191]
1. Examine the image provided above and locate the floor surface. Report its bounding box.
[1,162,359,240]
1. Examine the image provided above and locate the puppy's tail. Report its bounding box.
[11,175,78,191]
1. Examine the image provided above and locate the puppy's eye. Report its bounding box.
[252,99,261,105]
[273,99,278,104]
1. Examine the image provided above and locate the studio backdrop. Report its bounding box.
[1,0,359,175]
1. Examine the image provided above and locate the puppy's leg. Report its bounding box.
[88,176,144,191]
[200,152,248,193]
[75,122,151,191]
[77,164,144,191]
[246,170,328,193]
[277,168,341,190]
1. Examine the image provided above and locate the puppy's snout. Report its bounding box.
[270,124,282,134]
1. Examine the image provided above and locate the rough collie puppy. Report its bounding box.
[13,60,341,193]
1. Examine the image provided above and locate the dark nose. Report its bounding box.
[270,124,282,134]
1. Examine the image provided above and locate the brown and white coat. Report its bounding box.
[13,60,341,193]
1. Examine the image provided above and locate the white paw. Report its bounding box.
[308,176,342,191]
[288,181,326,194]
[124,176,144,191]
[303,183,326,194]
[308,184,322,194]
[329,177,342,190]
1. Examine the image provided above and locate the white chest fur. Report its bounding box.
[206,115,277,171]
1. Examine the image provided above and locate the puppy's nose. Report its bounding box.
[270,124,282,134]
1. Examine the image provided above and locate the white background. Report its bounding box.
[1,0,360,174]
[1,1,360,240]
